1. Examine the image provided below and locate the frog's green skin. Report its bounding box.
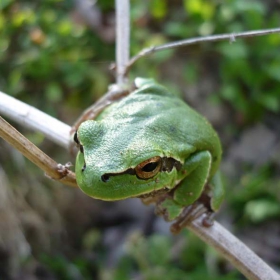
[75,78,224,226]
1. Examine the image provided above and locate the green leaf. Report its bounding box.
[218,41,248,59]
[0,0,13,9]
[265,61,280,81]
[184,0,215,20]
[148,235,171,266]
[150,0,167,19]
[258,94,280,112]
[245,199,280,223]
[45,82,63,102]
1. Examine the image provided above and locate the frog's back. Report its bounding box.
[99,80,222,176]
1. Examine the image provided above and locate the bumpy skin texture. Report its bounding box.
[75,78,224,224]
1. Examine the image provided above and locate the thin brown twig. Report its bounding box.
[0,116,77,188]
[126,27,280,74]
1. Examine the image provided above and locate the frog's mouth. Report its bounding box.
[137,187,170,199]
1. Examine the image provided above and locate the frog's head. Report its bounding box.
[74,119,182,201]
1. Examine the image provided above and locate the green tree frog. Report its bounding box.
[74,78,224,233]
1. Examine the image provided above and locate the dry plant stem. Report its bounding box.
[127,27,280,72]
[2,102,277,279]
[115,0,130,85]
[0,116,77,188]
[0,91,71,148]
[188,215,280,280]
[0,9,278,275]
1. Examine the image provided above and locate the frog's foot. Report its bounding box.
[154,194,184,222]
[201,212,215,227]
[170,203,215,234]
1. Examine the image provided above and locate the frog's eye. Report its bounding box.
[73,131,84,153]
[135,156,162,179]
[73,131,79,144]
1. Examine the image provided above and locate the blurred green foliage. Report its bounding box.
[1,0,279,122]
[39,231,240,280]
[230,164,280,224]
[102,232,239,280]
[1,0,280,279]
[0,0,114,120]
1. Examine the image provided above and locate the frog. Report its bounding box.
[73,78,224,233]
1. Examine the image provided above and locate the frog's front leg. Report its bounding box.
[156,151,213,232]
[174,150,212,205]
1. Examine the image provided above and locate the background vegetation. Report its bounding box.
[0,0,280,279]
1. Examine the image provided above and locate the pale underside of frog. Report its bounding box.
[73,78,224,233]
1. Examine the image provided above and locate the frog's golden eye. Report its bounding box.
[135,156,162,179]
[73,131,79,145]
[73,131,84,153]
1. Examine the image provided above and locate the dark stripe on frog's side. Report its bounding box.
[101,157,182,182]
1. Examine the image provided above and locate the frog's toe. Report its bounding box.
[202,212,215,227]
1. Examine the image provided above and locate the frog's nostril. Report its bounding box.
[73,131,79,144]
[82,163,86,172]
[101,174,110,182]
